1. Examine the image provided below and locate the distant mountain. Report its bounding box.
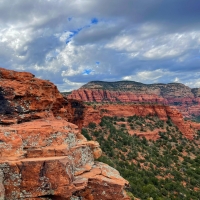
[67,80,200,118]
[81,81,200,97]
[81,80,146,90]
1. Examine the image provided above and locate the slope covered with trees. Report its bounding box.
[82,115,200,199]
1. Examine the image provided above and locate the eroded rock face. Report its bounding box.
[0,68,130,200]
[0,67,84,127]
[82,104,200,140]
[0,118,129,200]
[67,81,200,118]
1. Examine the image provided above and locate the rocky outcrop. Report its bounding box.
[82,104,200,140]
[82,104,167,126]
[67,81,200,118]
[0,67,85,127]
[0,117,129,200]
[0,68,130,200]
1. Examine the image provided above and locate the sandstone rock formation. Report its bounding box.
[67,81,200,118]
[82,104,200,140]
[0,67,85,127]
[0,68,130,200]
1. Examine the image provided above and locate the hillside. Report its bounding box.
[81,81,200,96]
[80,103,200,140]
[67,81,200,119]
[82,115,200,199]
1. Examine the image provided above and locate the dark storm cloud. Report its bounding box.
[74,22,126,45]
[0,0,200,90]
[86,0,200,28]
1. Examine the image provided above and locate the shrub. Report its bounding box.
[81,128,91,140]
[88,122,96,129]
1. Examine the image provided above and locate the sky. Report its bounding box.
[1,0,200,91]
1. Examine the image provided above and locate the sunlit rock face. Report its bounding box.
[68,81,200,118]
[0,67,85,128]
[81,104,200,140]
[0,67,130,200]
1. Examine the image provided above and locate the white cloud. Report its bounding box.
[0,0,200,91]
[123,69,173,83]
[60,78,83,91]
[185,80,200,88]
[143,46,181,59]
[61,68,82,76]
[174,77,181,83]
[106,35,144,52]
[0,26,31,51]
[106,28,200,60]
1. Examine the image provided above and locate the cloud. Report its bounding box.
[0,0,200,91]
[123,69,173,83]
[186,80,200,88]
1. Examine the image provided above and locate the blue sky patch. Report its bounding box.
[96,61,100,65]
[66,39,70,44]
[66,28,83,44]
[65,19,99,44]
[91,18,98,24]
[68,17,72,21]
[70,28,82,36]
[82,69,93,75]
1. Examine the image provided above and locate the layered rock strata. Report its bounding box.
[0,67,84,127]
[82,104,200,140]
[67,81,200,118]
[0,117,129,200]
[0,68,130,200]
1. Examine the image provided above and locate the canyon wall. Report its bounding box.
[82,104,200,140]
[0,67,130,200]
[67,81,200,118]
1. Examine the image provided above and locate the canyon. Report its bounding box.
[0,68,130,200]
[1,67,199,199]
[67,81,200,118]
[82,104,200,140]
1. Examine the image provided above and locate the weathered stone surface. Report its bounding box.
[82,104,200,140]
[0,116,101,199]
[0,67,130,200]
[0,169,5,200]
[74,162,130,200]
[0,67,85,128]
[67,81,200,118]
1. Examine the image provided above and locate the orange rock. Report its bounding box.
[0,116,129,199]
[82,104,199,140]
[0,67,130,200]
[76,162,130,200]
[0,67,85,128]
[82,104,168,127]
[68,87,200,118]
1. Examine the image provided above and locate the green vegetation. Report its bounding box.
[193,115,200,123]
[82,115,200,200]
[60,91,72,96]
[82,80,145,91]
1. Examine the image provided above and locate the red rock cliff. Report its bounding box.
[67,81,200,118]
[0,67,86,128]
[0,68,130,200]
[82,104,200,140]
